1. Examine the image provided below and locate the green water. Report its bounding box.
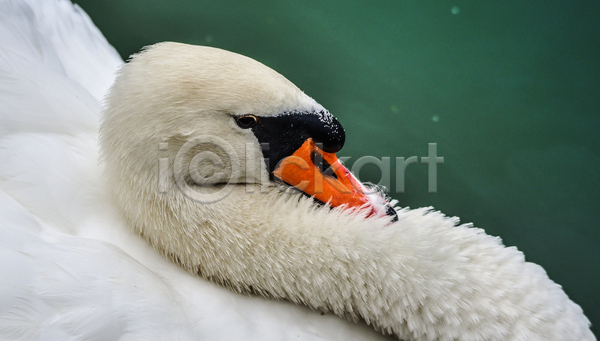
[76,0,600,335]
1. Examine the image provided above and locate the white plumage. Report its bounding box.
[0,0,390,340]
[0,0,595,340]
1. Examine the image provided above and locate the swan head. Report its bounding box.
[100,42,394,270]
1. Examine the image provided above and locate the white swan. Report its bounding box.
[98,40,595,340]
[0,0,391,340]
[0,0,595,340]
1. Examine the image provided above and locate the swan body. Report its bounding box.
[0,0,594,340]
[100,41,594,340]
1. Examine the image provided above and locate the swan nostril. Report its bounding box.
[310,150,338,180]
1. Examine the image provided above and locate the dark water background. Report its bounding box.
[75,0,600,336]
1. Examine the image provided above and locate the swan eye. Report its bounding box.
[235,115,258,129]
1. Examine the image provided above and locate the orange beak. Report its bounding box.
[273,138,395,219]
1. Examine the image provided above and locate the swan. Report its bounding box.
[99,40,595,341]
[0,0,392,339]
[0,0,594,340]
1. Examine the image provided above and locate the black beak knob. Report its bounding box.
[248,109,346,173]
